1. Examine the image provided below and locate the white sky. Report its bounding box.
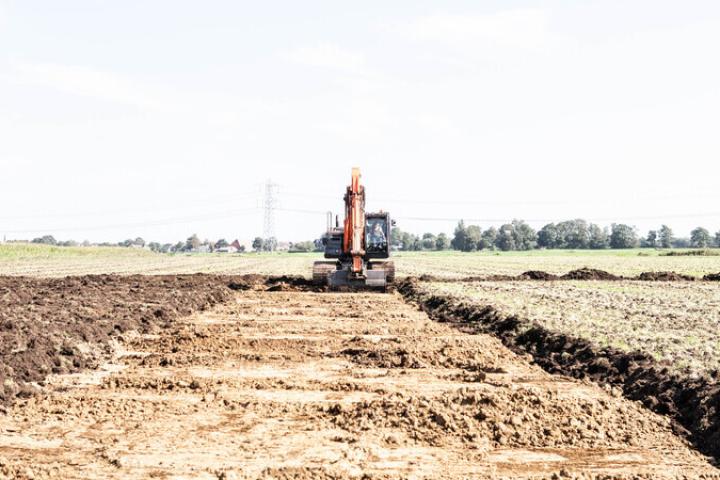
[1,0,719,243]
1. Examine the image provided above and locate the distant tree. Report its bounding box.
[409,233,423,251]
[421,233,437,250]
[58,240,79,247]
[690,227,711,248]
[185,234,201,251]
[262,237,277,252]
[537,223,559,249]
[31,235,57,245]
[134,237,145,248]
[148,242,162,252]
[397,231,416,250]
[390,228,404,249]
[672,237,691,248]
[290,241,315,252]
[120,239,134,247]
[480,227,497,250]
[173,241,184,252]
[81,240,91,247]
[645,230,657,248]
[161,243,173,253]
[495,224,516,251]
[435,233,449,250]
[659,225,673,248]
[451,221,467,251]
[588,224,609,249]
[511,219,536,250]
[465,225,483,251]
[215,239,229,249]
[716,231,720,248]
[238,245,246,253]
[609,224,638,249]
[556,219,590,249]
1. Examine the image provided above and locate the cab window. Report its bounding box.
[366,219,387,252]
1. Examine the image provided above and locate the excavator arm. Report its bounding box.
[343,167,365,275]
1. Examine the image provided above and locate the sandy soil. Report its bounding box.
[1,290,718,479]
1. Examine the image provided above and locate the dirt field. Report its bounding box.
[1,285,718,479]
[424,280,720,376]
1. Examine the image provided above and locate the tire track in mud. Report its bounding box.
[1,290,718,479]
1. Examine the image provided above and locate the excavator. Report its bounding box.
[313,168,395,289]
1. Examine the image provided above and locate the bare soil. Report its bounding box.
[0,275,237,408]
[1,287,718,479]
[400,279,720,462]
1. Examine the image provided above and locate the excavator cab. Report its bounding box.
[313,169,395,289]
[365,214,389,256]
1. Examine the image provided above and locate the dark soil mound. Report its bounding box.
[638,272,696,281]
[520,271,559,281]
[0,274,248,407]
[561,268,621,280]
[704,273,720,281]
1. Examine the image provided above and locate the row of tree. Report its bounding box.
[28,234,246,253]
[391,220,720,252]
[24,221,720,253]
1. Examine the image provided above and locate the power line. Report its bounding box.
[278,190,720,208]
[0,191,262,221]
[2,207,259,235]
[274,207,720,224]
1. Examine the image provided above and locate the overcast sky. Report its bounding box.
[1,1,719,243]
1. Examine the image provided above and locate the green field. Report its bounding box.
[1,243,720,278]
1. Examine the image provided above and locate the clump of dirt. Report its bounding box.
[341,347,425,369]
[704,273,720,281]
[0,274,236,407]
[263,275,321,291]
[662,249,720,256]
[257,467,398,480]
[520,271,559,280]
[560,268,621,280]
[638,272,696,281]
[339,336,514,373]
[228,275,321,292]
[398,279,720,461]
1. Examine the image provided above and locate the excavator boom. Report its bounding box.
[343,167,365,274]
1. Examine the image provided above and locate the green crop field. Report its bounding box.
[2,243,720,278]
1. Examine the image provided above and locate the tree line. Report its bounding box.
[26,234,320,253]
[391,220,720,251]
[20,220,720,253]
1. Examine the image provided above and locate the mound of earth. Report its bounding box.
[638,272,696,281]
[561,268,621,280]
[704,273,720,281]
[520,271,559,280]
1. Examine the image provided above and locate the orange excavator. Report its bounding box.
[313,168,395,289]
